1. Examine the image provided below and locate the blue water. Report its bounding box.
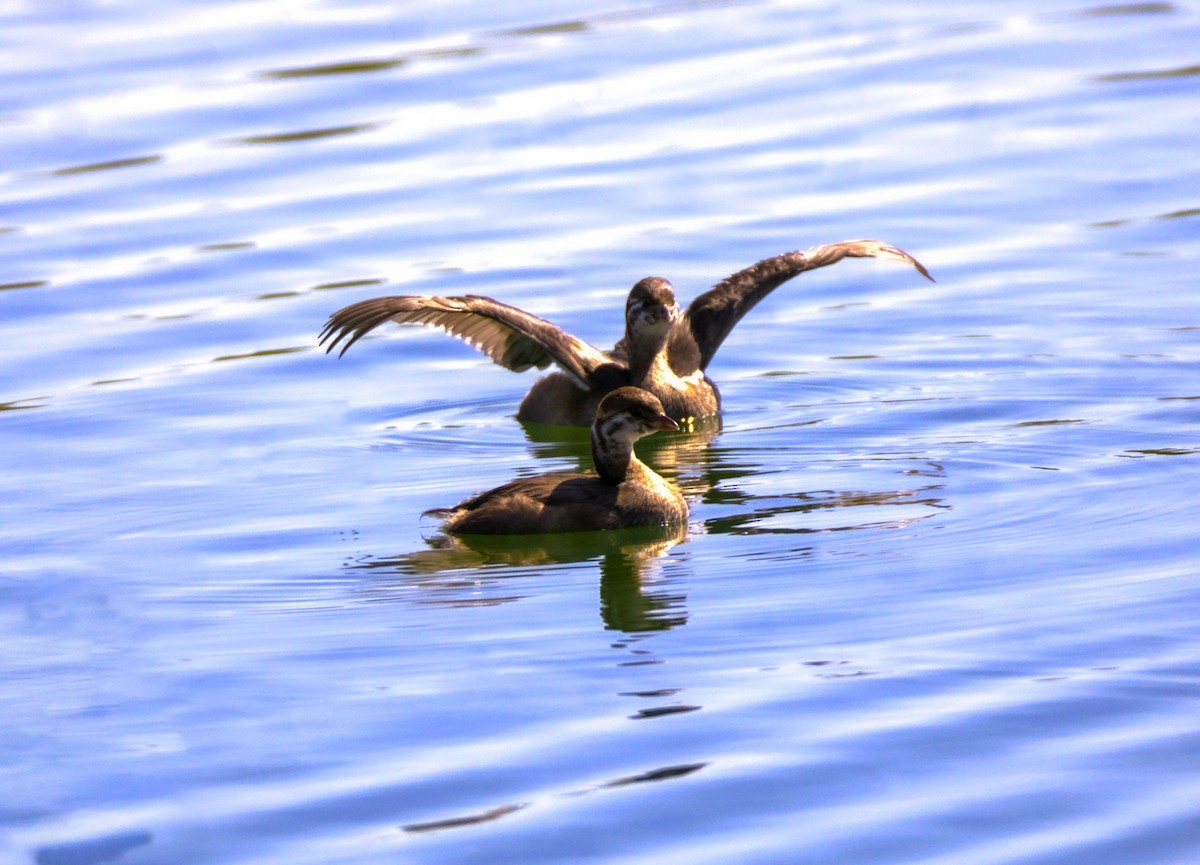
[3,1,1199,863]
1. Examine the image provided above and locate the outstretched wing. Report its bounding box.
[319,295,616,389]
[674,240,935,374]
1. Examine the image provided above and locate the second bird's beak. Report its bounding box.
[646,302,679,327]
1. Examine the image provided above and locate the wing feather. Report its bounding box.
[677,240,934,373]
[319,295,613,388]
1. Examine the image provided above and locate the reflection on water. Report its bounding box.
[262,48,484,81]
[706,481,948,536]
[346,522,689,632]
[1093,61,1200,82]
[255,2,741,84]
[231,123,381,146]
[48,155,163,176]
[401,760,707,836]
[403,802,527,834]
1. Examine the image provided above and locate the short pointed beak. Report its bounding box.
[647,303,670,324]
[645,302,679,326]
[653,413,680,431]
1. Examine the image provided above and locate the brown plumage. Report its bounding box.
[319,239,933,425]
[427,387,688,535]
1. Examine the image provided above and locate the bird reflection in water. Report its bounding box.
[346,520,691,633]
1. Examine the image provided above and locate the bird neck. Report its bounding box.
[591,423,640,485]
[624,325,673,383]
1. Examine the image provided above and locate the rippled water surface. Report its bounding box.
[3,1,1199,863]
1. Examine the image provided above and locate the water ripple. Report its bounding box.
[4,2,1200,864]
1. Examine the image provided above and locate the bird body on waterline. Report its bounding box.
[427,387,687,535]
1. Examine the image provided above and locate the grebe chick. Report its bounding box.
[428,387,688,535]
